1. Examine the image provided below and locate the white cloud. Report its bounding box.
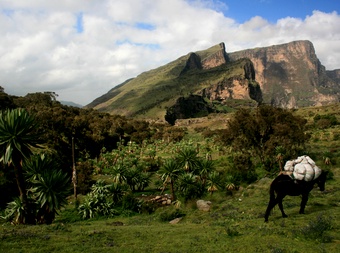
[0,1,339,105]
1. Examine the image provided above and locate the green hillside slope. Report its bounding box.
[87,44,258,120]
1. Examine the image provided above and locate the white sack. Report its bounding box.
[304,163,315,181]
[293,171,305,181]
[294,163,306,175]
[314,165,322,179]
[284,160,295,172]
[285,155,321,181]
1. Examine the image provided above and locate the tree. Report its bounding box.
[0,87,15,110]
[0,109,40,224]
[222,105,309,171]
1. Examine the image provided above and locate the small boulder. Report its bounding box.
[196,200,212,212]
[169,217,182,224]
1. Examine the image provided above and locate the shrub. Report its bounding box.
[76,161,95,195]
[121,193,143,213]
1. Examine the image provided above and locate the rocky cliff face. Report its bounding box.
[327,69,340,84]
[228,40,340,108]
[200,59,261,103]
[201,42,229,69]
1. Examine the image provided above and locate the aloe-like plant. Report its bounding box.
[158,159,182,201]
[0,109,40,224]
[31,168,70,224]
[206,171,222,195]
[78,180,119,219]
[176,148,200,172]
[177,172,204,201]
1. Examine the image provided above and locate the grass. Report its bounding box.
[1,104,340,252]
[1,166,339,253]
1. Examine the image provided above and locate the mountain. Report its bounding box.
[60,101,83,108]
[228,40,340,108]
[86,40,340,122]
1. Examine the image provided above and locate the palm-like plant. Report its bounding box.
[197,159,215,185]
[108,183,128,204]
[206,171,222,195]
[111,164,127,184]
[78,194,97,219]
[158,159,182,201]
[22,153,71,224]
[177,173,204,201]
[176,148,200,172]
[225,175,237,192]
[1,197,26,224]
[32,169,70,224]
[91,179,110,195]
[0,109,40,224]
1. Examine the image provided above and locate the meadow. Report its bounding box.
[1,104,340,253]
[1,166,339,253]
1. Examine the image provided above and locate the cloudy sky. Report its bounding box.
[1,0,340,106]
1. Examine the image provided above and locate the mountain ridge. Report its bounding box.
[86,40,340,122]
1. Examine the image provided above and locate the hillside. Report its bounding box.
[86,43,261,121]
[87,40,340,122]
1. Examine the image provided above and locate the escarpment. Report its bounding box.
[87,40,339,121]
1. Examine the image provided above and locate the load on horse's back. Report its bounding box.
[265,155,328,222]
[283,155,321,181]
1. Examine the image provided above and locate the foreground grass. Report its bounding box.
[1,167,340,253]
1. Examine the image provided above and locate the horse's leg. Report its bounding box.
[264,197,278,222]
[277,195,288,218]
[299,193,309,214]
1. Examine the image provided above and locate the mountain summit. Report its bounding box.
[86,40,340,122]
[228,40,340,108]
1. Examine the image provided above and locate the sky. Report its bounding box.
[1,0,340,106]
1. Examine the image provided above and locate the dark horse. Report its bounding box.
[264,171,328,222]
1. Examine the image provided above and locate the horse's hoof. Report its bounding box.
[299,212,305,214]
[282,214,288,218]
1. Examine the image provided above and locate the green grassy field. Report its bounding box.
[1,104,340,253]
[1,165,339,253]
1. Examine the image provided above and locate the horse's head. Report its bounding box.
[316,171,328,191]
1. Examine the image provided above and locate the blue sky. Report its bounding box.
[222,0,340,23]
[0,0,339,105]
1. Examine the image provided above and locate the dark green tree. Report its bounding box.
[222,105,309,171]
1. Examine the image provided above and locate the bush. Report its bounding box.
[76,160,95,195]
[121,193,143,213]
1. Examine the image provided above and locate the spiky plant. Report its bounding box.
[31,169,70,224]
[0,109,40,224]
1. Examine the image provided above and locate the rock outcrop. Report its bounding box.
[201,42,229,69]
[228,40,340,108]
[201,59,262,103]
[165,95,215,125]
